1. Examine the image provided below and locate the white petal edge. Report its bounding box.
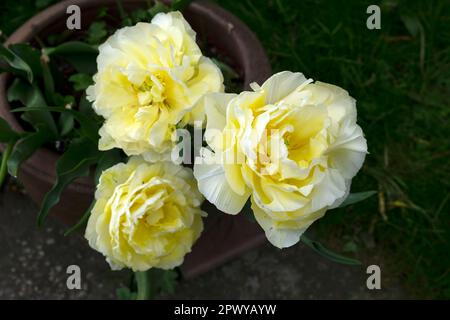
[261,71,309,104]
[193,148,249,214]
[252,202,308,248]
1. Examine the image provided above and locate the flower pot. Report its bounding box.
[0,0,271,278]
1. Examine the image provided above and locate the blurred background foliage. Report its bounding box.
[0,0,59,36]
[1,0,449,298]
[214,0,450,299]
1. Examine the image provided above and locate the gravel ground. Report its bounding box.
[0,182,408,300]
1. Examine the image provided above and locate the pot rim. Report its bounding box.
[0,0,271,193]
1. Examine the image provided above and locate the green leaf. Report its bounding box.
[12,106,99,142]
[159,270,178,294]
[7,78,58,135]
[212,58,239,79]
[94,149,123,183]
[171,0,192,11]
[97,7,108,19]
[53,95,75,136]
[212,58,240,93]
[69,73,93,92]
[9,43,42,78]
[343,240,359,253]
[56,138,98,175]
[116,287,137,300]
[149,1,170,17]
[0,142,14,187]
[129,8,150,23]
[53,94,75,107]
[58,112,74,137]
[0,116,22,184]
[7,127,53,177]
[301,234,361,265]
[46,31,73,47]
[0,117,20,143]
[0,44,33,82]
[86,21,108,45]
[37,137,100,226]
[43,41,99,75]
[79,95,95,115]
[63,201,94,236]
[64,149,123,236]
[339,191,377,208]
[134,269,179,300]
[41,59,56,105]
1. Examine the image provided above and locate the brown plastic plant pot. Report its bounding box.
[0,0,271,279]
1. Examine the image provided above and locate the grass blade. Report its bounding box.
[301,234,361,265]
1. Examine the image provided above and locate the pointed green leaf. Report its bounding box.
[41,59,56,105]
[7,78,58,135]
[129,8,151,24]
[339,191,377,208]
[86,21,108,45]
[149,1,170,17]
[37,137,100,226]
[212,58,240,93]
[134,268,179,300]
[58,112,75,137]
[43,41,98,75]
[7,126,53,177]
[55,137,98,175]
[160,270,178,294]
[0,142,14,187]
[53,95,76,136]
[43,41,98,56]
[301,234,361,265]
[94,149,124,183]
[12,106,99,141]
[171,0,192,11]
[79,95,96,117]
[9,43,42,78]
[64,149,123,236]
[69,73,93,92]
[63,201,94,236]
[0,117,20,143]
[116,287,137,300]
[0,44,33,82]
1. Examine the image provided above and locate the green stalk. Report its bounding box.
[0,142,14,187]
[135,271,151,300]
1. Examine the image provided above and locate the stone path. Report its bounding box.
[0,182,407,299]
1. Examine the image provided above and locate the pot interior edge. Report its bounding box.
[11,0,245,76]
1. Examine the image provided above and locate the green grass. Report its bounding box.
[1,0,449,298]
[215,0,450,298]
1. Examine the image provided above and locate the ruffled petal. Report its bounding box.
[260,71,309,104]
[194,148,250,214]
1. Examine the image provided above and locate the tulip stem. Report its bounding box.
[135,271,152,300]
